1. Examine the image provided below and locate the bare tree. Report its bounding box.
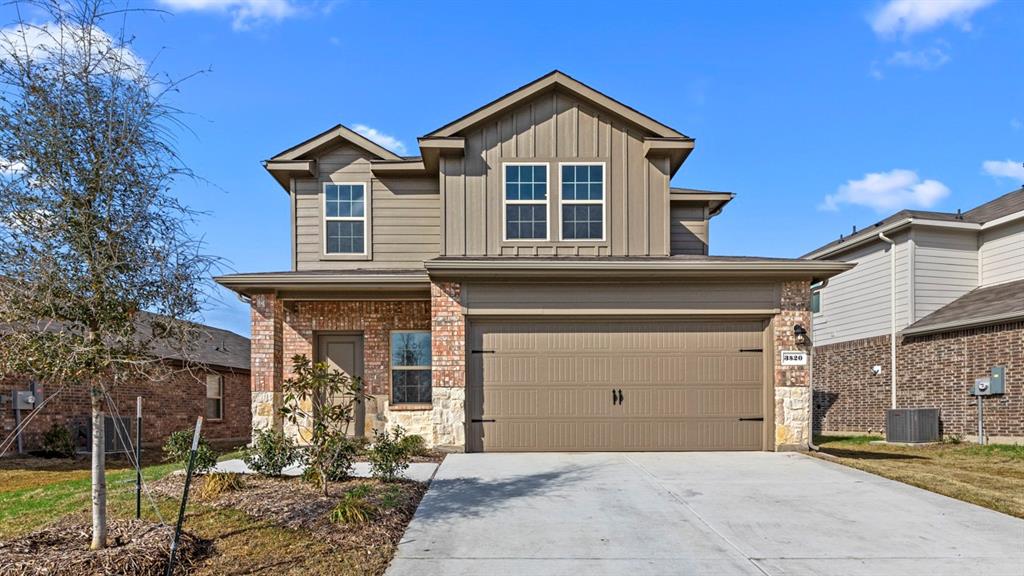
[0,0,213,549]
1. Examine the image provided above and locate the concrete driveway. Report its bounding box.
[386,452,1024,576]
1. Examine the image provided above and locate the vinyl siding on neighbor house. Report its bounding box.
[812,230,911,346]
[294,144,440,270]
[912,227,978,321]
[979,218,1024,286]
[440,90,670,258]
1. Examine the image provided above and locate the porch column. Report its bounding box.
[250,291,284,435]
[431,281,466,449]
[773,279,813,450]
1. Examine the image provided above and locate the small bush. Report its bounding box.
[243,428,299,476]
[379,485,407,510]
[199,472,244,499]
[41,423,75,458]
[329,484,376,525]
[302,434,360,487]
[398,434,428,457]
[163,429,217,474]
[368,426,413,482]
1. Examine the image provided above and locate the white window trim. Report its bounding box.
[558,161,607,242]
[501,162,550,242]
[205,373,223,421]
[323,181,368,256]
[390,330,432,405]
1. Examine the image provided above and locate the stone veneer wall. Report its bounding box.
[772,279,813,450]
[429,281,466,448]
[814,321,1023,441]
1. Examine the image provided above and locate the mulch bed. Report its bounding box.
[0,519,208,576]
[152,473,427,553]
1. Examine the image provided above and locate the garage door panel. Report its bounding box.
[471,319,768,452]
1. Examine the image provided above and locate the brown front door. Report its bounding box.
[467,319,769,452]
[317,334,365,435]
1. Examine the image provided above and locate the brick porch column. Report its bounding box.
[250,292,284,435]
[773,279,813,450]
[431,281,466,449]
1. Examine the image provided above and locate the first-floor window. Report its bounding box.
[391,331,432,404]
[205,374,223,420]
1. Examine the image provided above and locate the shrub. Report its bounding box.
[329,484,376,525]
[302,434,360,487]
[243,428,299,476]
[398,434,428,457]
[368,426,413,482]
[163,429,217,474]
[41,423,75,458]
[199,472,244,499]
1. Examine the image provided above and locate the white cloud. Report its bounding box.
[871,0,994,38]
[158,0,298,31]
[821,169,951,212]
[887,46,950,70]
[352,124,407,155]
[1011,118,1023,131]
[982,160,1024,181]
[0,22,145,78]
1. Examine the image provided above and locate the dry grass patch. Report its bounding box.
[813,435,1024,518]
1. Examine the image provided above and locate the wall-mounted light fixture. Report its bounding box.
[793,324,808,345]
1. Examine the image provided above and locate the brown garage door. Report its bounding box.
[467,319,768,452]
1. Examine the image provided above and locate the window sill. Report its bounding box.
[389,403,433,412]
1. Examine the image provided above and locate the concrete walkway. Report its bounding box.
[213,458,438,483]
[386,452,1024,576]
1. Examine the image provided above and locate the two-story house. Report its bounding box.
[805,187,1024,443]
[215,71,851,452]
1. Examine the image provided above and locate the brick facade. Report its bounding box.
[1,367,250,453]
[772,279,814,450]
[813,321,1023,441]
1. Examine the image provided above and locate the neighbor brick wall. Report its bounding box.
[813,321,1023,439]
[0,367,250,453]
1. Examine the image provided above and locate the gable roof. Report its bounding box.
[269,124,404,162]
[902,279,1024,337]
[804,186,1024,259]
[423,70,689,140]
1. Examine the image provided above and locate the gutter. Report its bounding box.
[877,232,897,410]
[901,310,1024,338]
[424,259,854,279]
[803,217,978,260]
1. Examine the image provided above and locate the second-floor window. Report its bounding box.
[560,163,605,241]
[324,183,366,254]
[504,163,548,241]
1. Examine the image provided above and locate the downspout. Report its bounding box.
[807,278,829,452]
[878,232,897,409]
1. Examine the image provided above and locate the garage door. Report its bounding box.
[467,319,768,452]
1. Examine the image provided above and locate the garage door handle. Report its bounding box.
[612,389,623,405]
[739,348,763,353]
[738,417,764,422]
[471,419,495,423]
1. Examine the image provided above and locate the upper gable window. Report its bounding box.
[503,163,548,241]
[324,183,366,254]
[560,163,605,241]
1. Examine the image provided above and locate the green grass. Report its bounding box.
[815,434,883,446]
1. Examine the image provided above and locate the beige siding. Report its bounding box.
[912,228,978,321]
[462,281,780,314]
[441,89,668,257]
[295,144,440,270]
[813,231,911,346]
[670,202,708,255]
[980,219,1024,286]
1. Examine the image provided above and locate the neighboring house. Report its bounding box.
[216,71,851,452]
[805,187,1024,443]
[0,314,251,453]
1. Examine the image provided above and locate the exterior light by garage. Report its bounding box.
[793,324,808,345]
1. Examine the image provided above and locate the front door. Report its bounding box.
[317,333,365,435]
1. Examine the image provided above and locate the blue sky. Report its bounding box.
[3,0,1022,336]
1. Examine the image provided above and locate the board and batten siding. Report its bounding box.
[440,89,670,257]
[670,202,709,255]
[979,218,1024,286]
[912,228,978,321]
[294,144,440,270]
[813,231,911,346]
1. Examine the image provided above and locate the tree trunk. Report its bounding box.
[90,389,107,550]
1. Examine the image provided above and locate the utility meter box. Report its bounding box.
[971,367,1006,396]
[14,390,38,410]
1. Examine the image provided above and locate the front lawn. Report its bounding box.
[0,450,429,575]
[813,435,1024,518]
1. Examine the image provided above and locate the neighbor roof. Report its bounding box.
[805,187,1024,259]
[138,312,250,371]
[423,70,689,140]
[902,279,1024,337]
